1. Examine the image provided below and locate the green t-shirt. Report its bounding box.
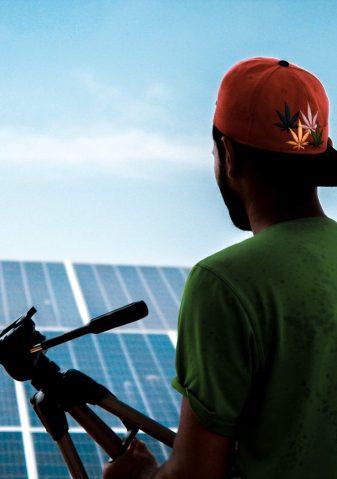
[172,216,337,479]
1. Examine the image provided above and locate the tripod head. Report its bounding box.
[0,301,148,389]
[0,307,47,380]
[0,306,62,392]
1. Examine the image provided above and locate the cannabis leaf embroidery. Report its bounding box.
[301,103,318,132]
[274,102,300,131]
[286,119,310,150]
[309,125,324,148]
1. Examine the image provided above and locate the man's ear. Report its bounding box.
[221,135,236,179]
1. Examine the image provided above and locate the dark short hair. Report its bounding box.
[212,125,327,186]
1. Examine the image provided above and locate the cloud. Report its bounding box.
[73,70,119,102]
[72,69,175,129]
[0,127,210,178]
[0,71,210,179]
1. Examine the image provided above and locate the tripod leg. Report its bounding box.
[31,391,89,479]
[57,434,89,479]
[69,404,126,459]
[99,393,176,448]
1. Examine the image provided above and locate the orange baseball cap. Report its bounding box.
[214,57,337,185]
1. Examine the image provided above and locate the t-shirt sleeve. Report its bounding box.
[172,264,260,437]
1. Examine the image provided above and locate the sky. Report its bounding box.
[0,0,336,267]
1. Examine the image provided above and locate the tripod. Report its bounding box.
[0,304,176,479]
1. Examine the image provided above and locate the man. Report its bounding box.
[103,58,337,478]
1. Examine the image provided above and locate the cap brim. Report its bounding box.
[251,141,337,187]
[313,142,337,186]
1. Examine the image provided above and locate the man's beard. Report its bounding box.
[217,173,251,232]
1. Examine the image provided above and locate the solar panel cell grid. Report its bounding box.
[95,265,130,309]
[34,432,74,478]
[116,266,163,329]
[23,262,57,326]
[161,267,187,300]
[2,261,29,322]
[123,334,179,428]
[0,263,9,325]
[74,264,107,317]
[70,335,121,427]
[98,334,148,414]
[139,267,179,328]
[0,432,27,478]
[148,334,177,384]
[0,370,20,425]
[46,263,82,327]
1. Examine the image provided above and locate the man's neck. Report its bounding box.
[246,189,326,235]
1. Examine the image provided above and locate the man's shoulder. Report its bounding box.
[196,235,260,278]
[194,216,337,284]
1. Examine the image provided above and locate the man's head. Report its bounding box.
[213,57,337,232]
[212,125,251,230]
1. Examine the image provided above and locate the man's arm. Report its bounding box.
[103,397,235,479]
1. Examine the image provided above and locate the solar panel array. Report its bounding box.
[0,260,188,478]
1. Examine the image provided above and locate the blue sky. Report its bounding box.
[0,0,336,266]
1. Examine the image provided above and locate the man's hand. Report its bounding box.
[102,439,159,479]
[102,398,234,479]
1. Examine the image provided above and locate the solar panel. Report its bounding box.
[0,432,27,478]
[0,260,187,478]
[0,370,20,425]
